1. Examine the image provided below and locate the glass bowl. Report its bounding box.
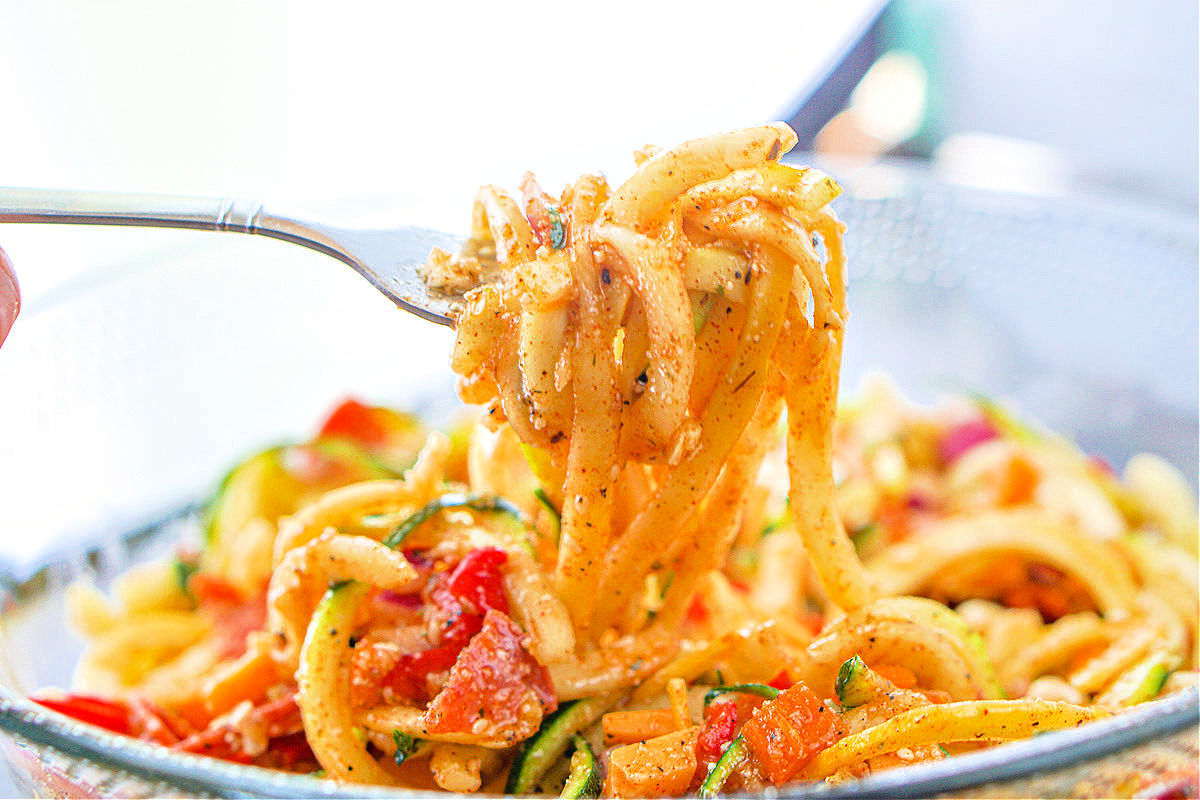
[0,167,1195,798]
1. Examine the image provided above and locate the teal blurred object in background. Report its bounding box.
[803,0,1198,208]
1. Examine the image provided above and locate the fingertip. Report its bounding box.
[0,245,19,348]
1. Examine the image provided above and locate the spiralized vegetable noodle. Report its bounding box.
[40,125,1198,796]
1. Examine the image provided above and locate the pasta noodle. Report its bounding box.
[35,125,1198,797]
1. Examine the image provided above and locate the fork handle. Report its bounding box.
[0,187,272,234]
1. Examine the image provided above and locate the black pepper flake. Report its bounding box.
[733,370,756,393]
[601,268,612,284]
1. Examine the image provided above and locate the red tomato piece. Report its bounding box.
[740,682,839,786]
[424,610,556,743]
[695,701,739,764]
[383,548,510,703]
[382,574,484,701]
[188,573,243,605]
[446,547,509,615]
[128,697,187,746]
[32,694,133,736]
[260,731,316,770]
[427,581,485,647]
[318,398,389,446]
[768,670,795,691]
[174,694,302,763]
[212,596,268,660]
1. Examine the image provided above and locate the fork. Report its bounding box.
[0,188,464,326]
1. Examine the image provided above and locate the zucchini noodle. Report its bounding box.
[41,125,1197,796]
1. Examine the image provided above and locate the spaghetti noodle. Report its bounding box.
[36,125,1198,796]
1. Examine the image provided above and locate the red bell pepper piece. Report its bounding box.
[32,694,133,736]
[318,398,389,446]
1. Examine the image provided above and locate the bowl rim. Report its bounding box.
[0,683,1194,799]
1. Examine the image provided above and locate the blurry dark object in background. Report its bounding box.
[794,0,1198,209]
[792,0,943,160]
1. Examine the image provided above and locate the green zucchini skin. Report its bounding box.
[1098,654,1173,706]
[702,683,780,707]
[382,493,528,549]
[560,734,601,799]
[505,699,609,795]
[835,655,877,708]
[698,735,747,798]
[533,487,562,541]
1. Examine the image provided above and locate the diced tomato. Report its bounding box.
[32,694,133,736]
[428,582,485,648]
[128,697,188,745]
[740,682,839,785]
[188,572,243,605]
[260,731,316,771]
[446,547,509,615]
[768,670,795,691]
[384,548,512,703]
[686,595,709,624]
[213,596,268,660]
[174,694,302,763]
[695,701,738,764]
[424,610,556,742]
[318,398,390,447]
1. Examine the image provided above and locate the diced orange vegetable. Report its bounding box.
[607,727,700,798]
[872,664,918,690]
[603,708,679,746]
[740,682,839,786]
[1000,453,1039,505]
[204,645,279,716]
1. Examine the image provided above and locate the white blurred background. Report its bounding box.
[1,1,1195,306]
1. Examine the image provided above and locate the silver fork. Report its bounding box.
[0,188,464,326]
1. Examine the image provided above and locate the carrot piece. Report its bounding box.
[740,683,839,785]
[872,664,918,690]
[602,708,678,746]
[607,727,700,798]
[204,644,280,716]
[1000,453,1039,505]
